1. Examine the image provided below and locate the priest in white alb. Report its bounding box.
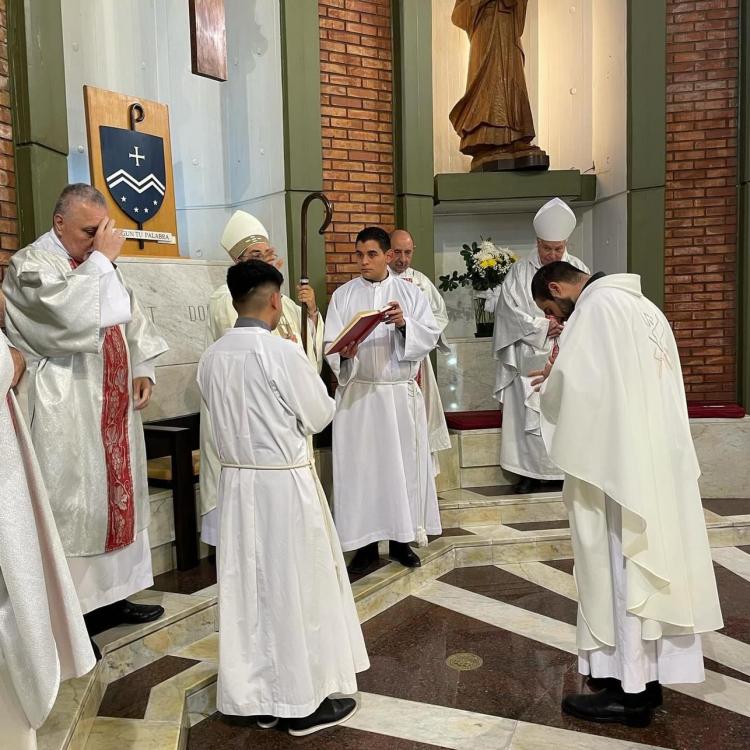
[389,228,452,473]
[0,333,96,750]
[199,210,323,547]
[326,227,442,574]
[493,198,589,494]
[530,261,723,727]
[2,184,169,631]
[198,260,368,736]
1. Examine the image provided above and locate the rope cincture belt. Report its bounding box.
[220,460,314,470]
[351,379,415,386]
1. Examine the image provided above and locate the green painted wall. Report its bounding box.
[627,0,667,308]
[279,0,327,311]
[8,0,69,245]
[392,0,436,281]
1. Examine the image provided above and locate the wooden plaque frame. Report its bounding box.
[84,85,180,258]
[189,0,228,81]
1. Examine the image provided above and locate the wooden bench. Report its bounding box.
[144,414,201,571]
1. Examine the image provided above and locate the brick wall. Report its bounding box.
[319,0,395,295]
[0,0,16,286]
[664,0,739,402]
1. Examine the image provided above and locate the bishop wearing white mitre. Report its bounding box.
[492,198,589,494]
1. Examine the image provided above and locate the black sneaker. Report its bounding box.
[347,542,380,575]
[388,540,421,568]
[287,697,357,736]
[562,687,652,727]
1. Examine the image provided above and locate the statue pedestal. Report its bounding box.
[434,169,596,213]
[472,146,550,173]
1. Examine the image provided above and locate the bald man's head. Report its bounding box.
[389,229,415,274]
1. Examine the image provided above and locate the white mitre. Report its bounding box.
[221,210,270,260]
[533,198,576,242]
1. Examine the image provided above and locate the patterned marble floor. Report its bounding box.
[78,492,750,750]
[180,547,750,749]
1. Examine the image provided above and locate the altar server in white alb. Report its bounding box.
[2,184,169,630]
[0,334,96,750]
[530,262,723,728]
[199,210,323,546]
[492,198,589,494]
[198,261,368,736]
[389,228,452,473]
[326,227,442,574]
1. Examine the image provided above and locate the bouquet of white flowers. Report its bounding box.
[438,238,518,337]
[438,239,517,293]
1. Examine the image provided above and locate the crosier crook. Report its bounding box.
[300,192,333,354]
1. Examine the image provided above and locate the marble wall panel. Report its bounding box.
[143,363,201,421]
[435,435,460,492]
[438,338,497,412]
[118,258,230,367]
[459,430,502,468]
[692,419,750,499]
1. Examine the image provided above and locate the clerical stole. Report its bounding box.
[70,258,135,550]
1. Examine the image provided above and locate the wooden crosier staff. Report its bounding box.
[300,192,333,354]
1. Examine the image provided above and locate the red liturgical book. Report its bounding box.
[325,305,393,355]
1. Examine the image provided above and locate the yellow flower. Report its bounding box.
[479,259,497,269]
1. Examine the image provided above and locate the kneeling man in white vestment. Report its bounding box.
[198,260,368,736]
[2,184,169,632]
[199,210,323,546]
[530,261,723,727]
[0,333,95,749]
[326,227,442,574]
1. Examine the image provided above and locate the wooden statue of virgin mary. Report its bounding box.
[449,0,549,172]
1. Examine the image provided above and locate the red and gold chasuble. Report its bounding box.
[70,258,135,551]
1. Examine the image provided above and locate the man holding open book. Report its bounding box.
[325,227,443,574]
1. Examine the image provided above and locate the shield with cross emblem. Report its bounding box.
[100,125,167,223]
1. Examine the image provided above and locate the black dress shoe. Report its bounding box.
[586,678,662,708]
[644,681,663,708]
[514,476,540,494]
[587,676,621,691]
[347,542,380,574]
[114,599,165,625]
[388,540,421,568]
[562,687,652,727]
[543,479,564,492]
[288,697,357,736]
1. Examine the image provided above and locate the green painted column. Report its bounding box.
[8,0,69,246]
[627,0,666,308]
[279,0,327,312]
[392,0,436,281]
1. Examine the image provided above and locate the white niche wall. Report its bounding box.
[60,0,287,269]
[432,0,628,288]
